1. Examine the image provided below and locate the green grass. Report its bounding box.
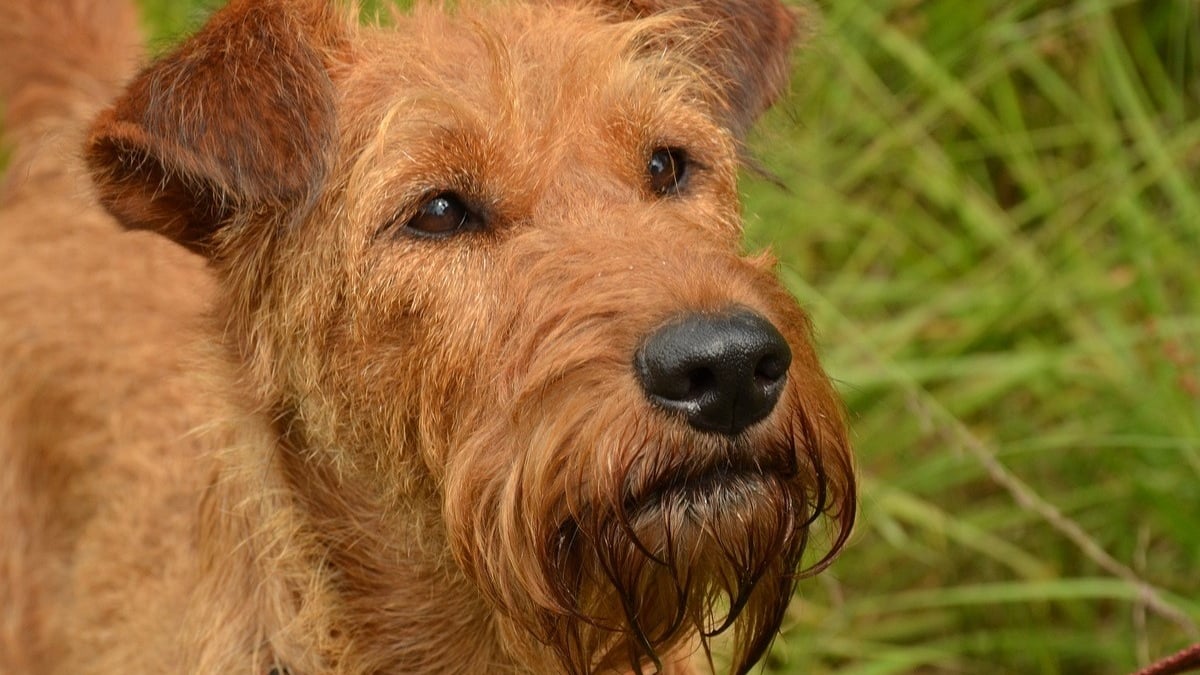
[128,0,1200,672]
[744,1,1200,672]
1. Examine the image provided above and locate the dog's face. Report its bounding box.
[86,1,855,672]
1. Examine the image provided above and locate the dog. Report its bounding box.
[0,0,856,672]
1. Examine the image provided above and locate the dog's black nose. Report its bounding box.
[635,309,791,435]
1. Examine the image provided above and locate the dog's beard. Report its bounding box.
[554,469,815,674]
[445,381,853,675]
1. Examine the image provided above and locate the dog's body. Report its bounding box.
[0,1,855,673]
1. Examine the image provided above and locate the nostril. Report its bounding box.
[685,367,716,399]
[755,354,788,385]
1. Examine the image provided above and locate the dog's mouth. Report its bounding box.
[621,447,799,517]
[550,447,800,571]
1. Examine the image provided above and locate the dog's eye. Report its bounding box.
[405,192,473,237]
[647,147,688,196]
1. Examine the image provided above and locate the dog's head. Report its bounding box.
[86,0,855,672]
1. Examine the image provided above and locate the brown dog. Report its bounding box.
[0,0,856,672]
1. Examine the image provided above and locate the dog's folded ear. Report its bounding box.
[85,0,344,256]
[587,0,808,137]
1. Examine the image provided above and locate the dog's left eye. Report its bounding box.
[405,192,474,237]
[647,147,689,196]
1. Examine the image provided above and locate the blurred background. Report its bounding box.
[747,1,1200,673]
[132,0,1200,672]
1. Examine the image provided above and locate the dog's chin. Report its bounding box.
[549,463,812,674]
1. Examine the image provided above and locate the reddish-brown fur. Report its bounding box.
[0,0,855,673]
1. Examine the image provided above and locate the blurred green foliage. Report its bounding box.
[745,1,1199,672]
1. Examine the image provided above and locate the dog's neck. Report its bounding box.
[192,405,516,674]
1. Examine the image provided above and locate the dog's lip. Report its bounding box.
[623,452,794,514]
[549,453,796,567]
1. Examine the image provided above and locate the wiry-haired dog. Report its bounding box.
[0,0,856,672]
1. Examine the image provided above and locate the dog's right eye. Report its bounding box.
[404,192,474,237]
[647,147,689,196]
